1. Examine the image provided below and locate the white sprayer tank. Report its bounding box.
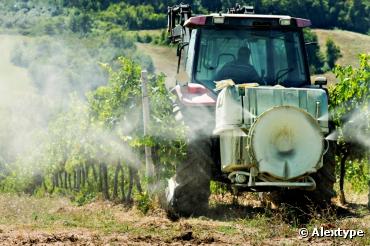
[214,85,329,180]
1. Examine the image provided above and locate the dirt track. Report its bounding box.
[136,43,177,88]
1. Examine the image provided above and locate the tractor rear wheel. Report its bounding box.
[165,137,212,219]
[308,140,336,204]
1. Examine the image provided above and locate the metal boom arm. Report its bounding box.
[167,4,192,43]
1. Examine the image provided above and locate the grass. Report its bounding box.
[0,192,368,245]
[127,29,163,37]
[216,225,239,235]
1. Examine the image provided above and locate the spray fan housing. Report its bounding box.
[214,85,329,185]
[249,106,323,180]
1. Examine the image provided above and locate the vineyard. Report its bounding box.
[0,0,369,245]
[0,54,184,205]
[1,45,368,206]
[0,34,368,243]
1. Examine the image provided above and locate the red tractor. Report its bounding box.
[165,4,336,218]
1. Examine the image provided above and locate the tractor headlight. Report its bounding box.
[279,18,291,26]
[213,16,225,24]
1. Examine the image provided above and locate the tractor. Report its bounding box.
[165,4,336,217]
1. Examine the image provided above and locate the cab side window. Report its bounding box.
[186,30,197,78]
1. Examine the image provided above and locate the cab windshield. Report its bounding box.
[194,29,309,89]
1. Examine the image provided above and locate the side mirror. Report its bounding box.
[314,76,327,88]
[176,70,190,86]
[305,42,318,47]
[176,42,189,73]
[176,42,189,56]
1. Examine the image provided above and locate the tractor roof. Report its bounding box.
[184,13,311,29]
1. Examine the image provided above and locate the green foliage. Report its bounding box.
[100,3,166,30]
[329,54,369,190]
[1,0,369,34]
[235,0,369,34]
[0,55,184,206]
[330,54,369,143]
[210,181,228,196]
[88,58,142,127]
[342,159,369,192]
[69,10,92,34]
[73,190,98,206]
[59,0,113,11]
[326,38,342,69]
[107,28,135,49]
[151,30,170,46]
[134,191,151,214]
[88,58,185,178]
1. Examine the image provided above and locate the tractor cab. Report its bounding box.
[170,5,314,92]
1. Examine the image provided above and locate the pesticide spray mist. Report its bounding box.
[0,31,146,187]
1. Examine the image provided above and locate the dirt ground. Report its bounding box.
[0,192,369,246]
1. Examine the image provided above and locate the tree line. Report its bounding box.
[56,0,370,34]
[1,1,369,34]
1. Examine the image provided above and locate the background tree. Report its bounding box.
[303,28,325,74]
[326,38,342,69]
[69,11,92,34]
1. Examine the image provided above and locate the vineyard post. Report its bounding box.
[141,70,155,192]
[368,153,370,209]
[367,108,370,209]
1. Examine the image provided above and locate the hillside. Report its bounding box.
[314,29,370,68]
[0,35,33,97]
